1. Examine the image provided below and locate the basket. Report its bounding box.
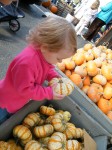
[56,0,74,17]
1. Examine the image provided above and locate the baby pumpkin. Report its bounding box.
[22,113,41,128]
[49,77,74,96]
[34,124,54,138]
[66,140,82,150]
[13,125,32,144]
[25,140,47,150]
[63,123,76,139]
[74,128,84,139]
[48,132,66,150]
[0,141,8,150]
[40,106,56,116]
[51,113,67,132]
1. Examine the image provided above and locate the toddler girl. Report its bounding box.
[0,16,77,124]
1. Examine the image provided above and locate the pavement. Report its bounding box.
[0,3,87,79]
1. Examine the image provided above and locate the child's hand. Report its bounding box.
[51,84,65,100]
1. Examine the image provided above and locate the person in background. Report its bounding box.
[75,0,100,36]
[0,0,16,5]
[0,16,77,124]
[82,1,112,41]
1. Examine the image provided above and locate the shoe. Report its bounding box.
[81,34,86,40]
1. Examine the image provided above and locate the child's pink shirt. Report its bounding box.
[0,45,59,113]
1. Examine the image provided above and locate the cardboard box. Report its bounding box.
[0,97,99,149]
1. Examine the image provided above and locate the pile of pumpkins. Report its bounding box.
[0,105,84,150]
[57,43,112,120]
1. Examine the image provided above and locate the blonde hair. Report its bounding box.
[27,16,77,52]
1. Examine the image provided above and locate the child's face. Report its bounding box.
[41,46,75,64]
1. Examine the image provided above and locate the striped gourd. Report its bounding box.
[48,132,66,150]
[0,141,8,150]
[49,77,74,96]
[66,140,82,150]
[13,125,32,143]
[63,123,76,139]
[74,128,84,138]
[40,106,56,116]
[34,124,54,138]
[51,113,67,132]
[23,113,41,128]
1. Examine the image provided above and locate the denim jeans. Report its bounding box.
[0,108,11,124]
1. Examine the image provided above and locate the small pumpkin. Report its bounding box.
[22,113,41,128]
[97,98,112,114]
[39,137,50,148]
[86,61,98,76]
[64,58,75,70]
[36,112,46,125]
[49,77,74,96]
[74,128,84,138]
[93,75,107,86]
[64,70,72,78]
[72,53,85,65]
[92,47,101,58]
[66,140,82,150]
[49,5,58,14]
[34,124,54,138]
[70,74,83,88]
[83,43,93,51]
[83,75,91,86]
[25,140,44,150]
[84,51,94,61]
[103,86,112,100]
[75,65,87,78]
[42,0,51,7]
[63,123,76,139]
[13,125,32,144]
[87,84,103,103]
[8,140,23,150]
[48,132,66,150]
[45,115,54,124]
[63,111,71,122]
[0,141,8,150]
[51,113,67,132]
[94,58,102,68]
[101,64,112,81]
[40,106,55,116]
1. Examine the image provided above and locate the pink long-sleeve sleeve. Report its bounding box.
[47,67,60,81]
[11,64,53,100]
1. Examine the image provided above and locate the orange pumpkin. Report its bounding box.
[42,0,51,7]
[72,53,85,65]
[86,61,98,76]
[97,98,112,114]
[107,111,112,120]
[83,43,93,51]
[92,47,101,58]
[70,74,83,88]
[64,58,75,70]
[93,75,107,86]
[65,70,72,77]
[109,98,112,105]
[107,53,112,60]
[49,5,58,13]
[103,86,112,100]
[57,62,65,72]
[101,64,112,81]
[75,65,87,78]
[84,51,94,61]
[83,75,91,86]
[87,84,103,103]
[94,58,102,68]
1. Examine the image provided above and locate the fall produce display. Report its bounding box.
[49,77,74,96]
[0,105,84,150]
[57,44,112,120]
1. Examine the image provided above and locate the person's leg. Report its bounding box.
[83,18,105,41]
[0,108,11,124]
[77,20,88,35]
[75,19,84,34]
